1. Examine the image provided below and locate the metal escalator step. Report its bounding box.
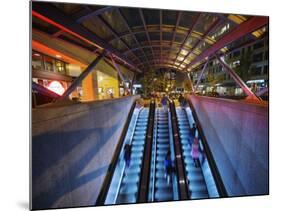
[131,146,144,152]
[189,182,208,193]
[123,174,139,184]
[131,152,143,159]
[116,193,136,204]
[154,190,173,201]
[157,138,169,143]
[156,156,165,162]
[119,184,138,195]
[157,144,169,149]
[155,178,172,189]
[190,191,209,199]
[132,140,145,146]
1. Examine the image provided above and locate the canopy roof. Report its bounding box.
[32,2,268,73]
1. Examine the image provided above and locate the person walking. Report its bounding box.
[191,138,200,167]
[124,144,132,168]
[178,93,184,108]
[161,94,169,112]
[191,123,196,138]
[164,150,174,185]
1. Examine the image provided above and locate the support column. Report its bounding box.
[194,59,209,92]
[216,54,261,101]
[186,72,194,93]
[58,51,105,101]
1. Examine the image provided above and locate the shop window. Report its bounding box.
[252,52,264,62]
[44,55,54,72]
[32,51,43,71]
[55,60,66,74]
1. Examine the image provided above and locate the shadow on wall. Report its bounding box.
[32,121,122,209]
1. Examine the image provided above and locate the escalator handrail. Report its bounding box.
[151,108,158,201]
[96,101,137,205]
[187,98,228,197]
[137,100,155,202]
[169,101,190,200]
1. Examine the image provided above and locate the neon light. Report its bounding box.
[47,81,65,95]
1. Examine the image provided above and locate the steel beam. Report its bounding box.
[186,16,269,70]
[58,51,106,100]
[177,18,222,70]
[186,72,195,93]
[216,55,261,101]
[32,82,60,99]
[76,6,115,23]
[109,53,127,83]
[32,3,142,73]
[194,59,209,92]
[173,13,201,66]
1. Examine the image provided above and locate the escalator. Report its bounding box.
[116,107,149,203]
[176,108,209,199]
[149,108,177,202]
[102,103,151,205]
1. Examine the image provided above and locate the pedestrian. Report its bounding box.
[161,94,169,112]
[178,93,184,108]
[191,123,196,138]
[164,150,173,185]
[124,144,132,168]
[191,138,200,167]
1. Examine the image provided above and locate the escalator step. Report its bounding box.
[119,184,138,194]
[189,182,208,192]
[123,175,140,184]
[190,191,209,199]
[116,193,136,204]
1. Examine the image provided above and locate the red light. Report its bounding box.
[47,81,65,96]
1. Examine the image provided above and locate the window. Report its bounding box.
[44,55,54,72]
[252,52,263,62]
[55,60,66,74]
[32,51,43,71]
[253,41,264,50]
[233,50,240,57]
[263,65,268,75]
[264,50,269,60]
[251,66,262,75]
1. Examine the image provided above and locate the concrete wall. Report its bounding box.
[189,95,268,196]
[32,96,139,209]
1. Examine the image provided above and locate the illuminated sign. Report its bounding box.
[47,81,65,95]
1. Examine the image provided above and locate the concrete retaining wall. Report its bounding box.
[189,95,269,196]
[32,96,139,209]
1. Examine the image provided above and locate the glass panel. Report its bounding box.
[163,10,177,25]
[135,32,148,44]
[143,9,160,25]
[101,9,128,34]
[120,8,143,27]
[179,11,198,29]
[185,36,199,48]
[149,32,160,41]
[82,17,113,40]
[209,21,236,41]
[193,14,218,34]
[122,34,138,48]
[110,39,127,51]
[163,32,173,41]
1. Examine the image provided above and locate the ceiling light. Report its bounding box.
[55,54,62,58]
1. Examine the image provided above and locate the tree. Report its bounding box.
[139,69,169,96]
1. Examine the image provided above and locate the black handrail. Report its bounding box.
[96,101,137,205]
[187,98,228,197]
[169,100,190,200]
[137,100,155,202]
